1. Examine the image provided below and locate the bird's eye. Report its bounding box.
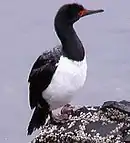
[78,9,88,17]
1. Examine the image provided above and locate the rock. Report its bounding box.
[31,100,130,143]
[102,100,130,115]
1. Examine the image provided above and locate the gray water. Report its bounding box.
[0,0,130,142]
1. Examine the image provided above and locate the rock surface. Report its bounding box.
[31,100,130,143]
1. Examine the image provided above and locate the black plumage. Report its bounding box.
[28,46,62,109]
[27,46,62,135]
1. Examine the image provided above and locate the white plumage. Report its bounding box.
[42,56,87,110]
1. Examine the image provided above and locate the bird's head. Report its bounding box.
[55,3,104,25]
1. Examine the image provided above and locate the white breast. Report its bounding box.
[42,56,87,110]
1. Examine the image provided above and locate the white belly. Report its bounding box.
[42,56,87,110]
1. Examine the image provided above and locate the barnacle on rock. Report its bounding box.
[31,100,130,143]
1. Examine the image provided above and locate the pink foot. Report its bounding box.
[49,104,75,125]
[61,104,75,116]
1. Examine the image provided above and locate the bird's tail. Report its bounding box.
[27,106,49,135]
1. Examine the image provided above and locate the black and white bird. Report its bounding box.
[27,3,104,135]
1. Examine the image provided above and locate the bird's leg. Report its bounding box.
[49,104,75,125]
[49,110,68,124]
[61,104,75,115]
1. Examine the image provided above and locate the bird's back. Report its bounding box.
[28,45,62,109]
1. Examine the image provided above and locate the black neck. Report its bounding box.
[54,20,85,61]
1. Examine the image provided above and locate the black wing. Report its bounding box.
[28,46,62,109]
